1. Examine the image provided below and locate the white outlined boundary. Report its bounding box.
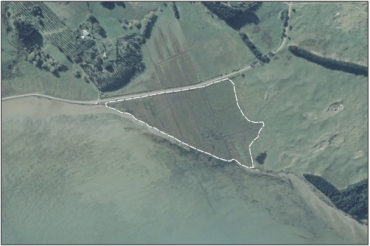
[105,78,264,169]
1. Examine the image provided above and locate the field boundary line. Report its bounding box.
[105,78,265,169]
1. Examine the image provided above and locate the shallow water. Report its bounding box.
[2,98,366,244]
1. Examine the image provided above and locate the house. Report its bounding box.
[81,29,90,39]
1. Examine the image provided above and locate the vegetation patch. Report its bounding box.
[304,174,368,221]
[81,33,146,92]
[5,2,161,94]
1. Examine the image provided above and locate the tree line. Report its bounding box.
[280,9,289,27]
[288,45,368,77]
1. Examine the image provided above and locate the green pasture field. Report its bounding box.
[1,18,17,74]
[240,2,287,54]
[89,1,161,24]
[1,79,13,97]
[2,98,366,244]
[45,2,90,30]
[155,53,200,89]
[204,81,237,111]
[37,62,98,101]
[1,15,43,96]
[185,89,230,158]
[2,61,44,95]
[234,49,367,188]
[288,2,367,64]
[2,51,98,101]
[3,60,98,101]
[176,2,256,81]
[166,92,204,146]
[214,104,259,137]
[144,4,188,64]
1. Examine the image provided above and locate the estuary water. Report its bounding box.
[2,98,366,244]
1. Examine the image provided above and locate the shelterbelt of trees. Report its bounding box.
[239,32,270,63]
[304,174,368,222]
[288,45,368,77]
[170,2,179,19]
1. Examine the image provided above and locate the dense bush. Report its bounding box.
[13,19,35,39]
[239,32,270,63]
[304,174,368,221]
[288,45,368,77]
